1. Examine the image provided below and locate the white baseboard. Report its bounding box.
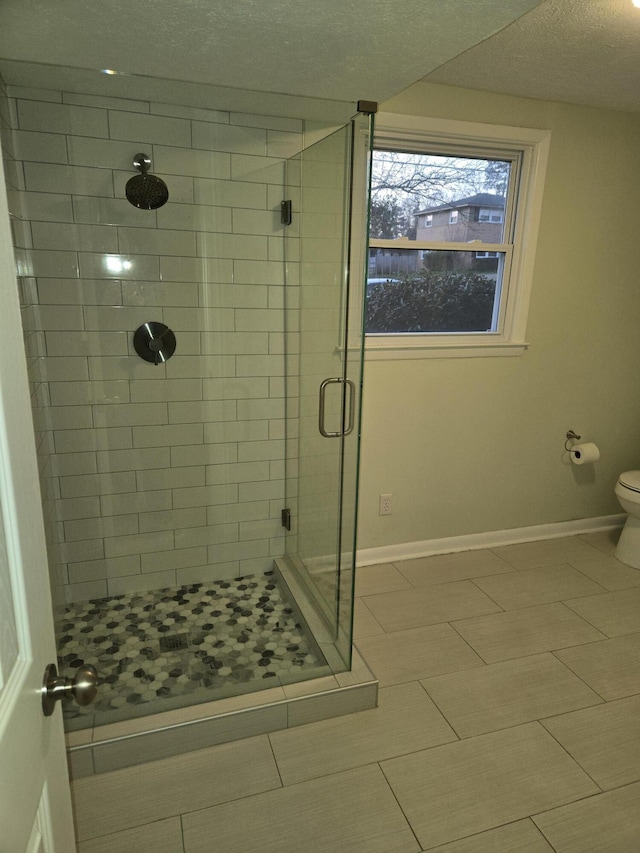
[356,513,626,567]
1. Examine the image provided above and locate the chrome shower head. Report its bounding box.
[125,153,169,210]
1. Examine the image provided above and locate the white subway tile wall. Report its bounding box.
[1,78,306,603]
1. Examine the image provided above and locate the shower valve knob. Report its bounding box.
[133,322,177,365]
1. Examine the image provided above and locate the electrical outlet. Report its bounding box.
[379,493,393,515]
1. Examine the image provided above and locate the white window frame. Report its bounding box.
[366,113,550,360]
[448,210,459,224]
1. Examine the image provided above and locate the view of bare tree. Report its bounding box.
[370,152,510,239]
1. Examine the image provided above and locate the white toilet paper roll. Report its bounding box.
[571,442,600,465]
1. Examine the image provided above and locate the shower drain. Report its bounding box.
[159,633,190,653]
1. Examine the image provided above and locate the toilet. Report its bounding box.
[614,470,640,568]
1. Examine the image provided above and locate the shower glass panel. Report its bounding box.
[0,62,372,730]
[283,114,372,666]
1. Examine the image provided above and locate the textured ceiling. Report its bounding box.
[2,1,637,118]
[0,0,542,105]
[424,0,640,113]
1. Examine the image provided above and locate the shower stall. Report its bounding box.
[0,63,374,742]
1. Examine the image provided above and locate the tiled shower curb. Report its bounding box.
[67,652,378,777]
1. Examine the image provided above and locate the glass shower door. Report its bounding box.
[284,114,372,665]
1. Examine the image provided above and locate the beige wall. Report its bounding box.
[358,82,640,551]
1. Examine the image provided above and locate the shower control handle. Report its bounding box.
[42,662,98,717]
[148,328,170,363]
[133,321,177,365]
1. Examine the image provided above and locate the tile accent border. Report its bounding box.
[357,514,625,567]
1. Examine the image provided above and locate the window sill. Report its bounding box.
[364,336,529,360]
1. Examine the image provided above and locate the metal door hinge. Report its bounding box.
[280,199,292,226]
[281,508,291,530]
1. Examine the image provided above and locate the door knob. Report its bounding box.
[42,662,98,717]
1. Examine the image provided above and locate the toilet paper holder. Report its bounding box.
[565,430,600,465]
[564,429,581,452]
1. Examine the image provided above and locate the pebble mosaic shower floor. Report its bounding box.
[56,570,329,731]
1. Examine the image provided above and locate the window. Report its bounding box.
[366,113,550,359]
[478,208,503,223]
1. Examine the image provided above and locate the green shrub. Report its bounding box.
[366,270,496,333]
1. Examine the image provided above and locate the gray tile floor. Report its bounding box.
[72,530,640,852]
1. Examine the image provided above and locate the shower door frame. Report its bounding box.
[282,113,373,666]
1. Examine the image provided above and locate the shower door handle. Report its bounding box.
[319,377,356,438]
[343,379,356,436]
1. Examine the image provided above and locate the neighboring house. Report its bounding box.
[368,193,506,280]
[415,193,505,244]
